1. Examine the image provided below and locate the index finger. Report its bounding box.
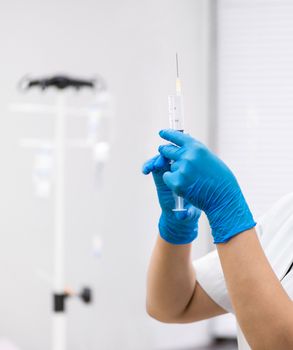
[159,129,194,146]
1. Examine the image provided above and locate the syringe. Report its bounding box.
[168,53,187,212]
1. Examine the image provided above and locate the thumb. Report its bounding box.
[163,171,185,197]
[162,171,177,192]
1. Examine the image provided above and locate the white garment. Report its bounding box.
[193,192,293,350]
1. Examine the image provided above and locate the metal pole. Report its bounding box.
[52,92,66,350]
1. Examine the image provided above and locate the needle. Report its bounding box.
[175,53,181,94]
[176,52,179,78]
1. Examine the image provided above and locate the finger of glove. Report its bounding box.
[162,171,183,195]
[142,155,161,174]
[186,205,201,221]
[152,156,172,188]
[158,144,183,161]
[174,203,199,221]
[142,155,170,175]
[170,161,180,172]
[159,129,194,146]
[153,154,170,171]
[174,210,188,220]
[152,168,171,189]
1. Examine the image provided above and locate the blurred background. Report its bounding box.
[0,0,293,349]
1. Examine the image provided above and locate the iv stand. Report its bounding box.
[10,75,107,350]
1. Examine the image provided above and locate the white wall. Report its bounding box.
[0,1,212,349]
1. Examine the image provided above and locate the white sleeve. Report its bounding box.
[255,192,293,246]
[193,249,234,313]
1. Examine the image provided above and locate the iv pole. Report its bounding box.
[10,75,108,350]
[53,92,66,350]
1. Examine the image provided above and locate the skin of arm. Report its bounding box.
[146,235,226,323]
[217,228,293,350]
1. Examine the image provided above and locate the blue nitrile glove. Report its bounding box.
[158,129,256,244]
[142,154,201,244]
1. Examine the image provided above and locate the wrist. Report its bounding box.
[157,235,193,253]
[207,193,256,243]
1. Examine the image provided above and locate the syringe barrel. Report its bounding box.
[168,95,184,131]
[168,94,187,212]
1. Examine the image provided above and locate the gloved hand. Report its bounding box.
[158,129,256,243]
[142,154,201,244]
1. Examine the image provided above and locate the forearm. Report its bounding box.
[217,228,293,349]
[146,235,195,322]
